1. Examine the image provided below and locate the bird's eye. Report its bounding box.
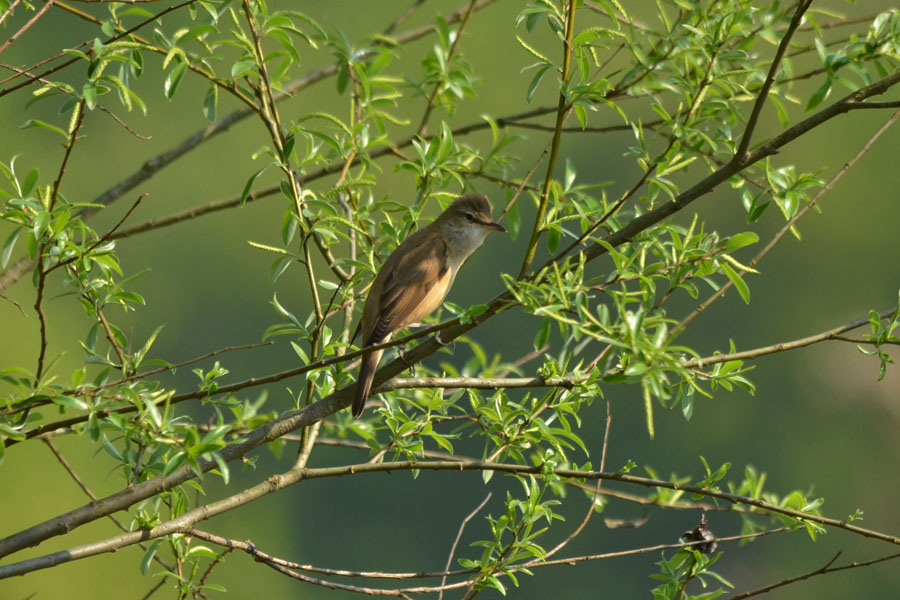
[465,212,475,222]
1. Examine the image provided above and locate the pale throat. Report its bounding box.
[441,222,491,281]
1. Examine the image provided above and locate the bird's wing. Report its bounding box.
[365,228,450,345]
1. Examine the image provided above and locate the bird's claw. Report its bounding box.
[399,345,416,376]
[434,330,455,350]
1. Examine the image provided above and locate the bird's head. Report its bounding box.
[435,193,506,260]
[438,193,506,233]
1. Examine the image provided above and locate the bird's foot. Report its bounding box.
[434,330,455,350]
[399,345,416,376]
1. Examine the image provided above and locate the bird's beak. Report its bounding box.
[485,220,507,233]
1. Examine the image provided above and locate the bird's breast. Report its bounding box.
[405,263,453,325]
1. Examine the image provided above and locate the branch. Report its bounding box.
[33,98,86,383]
[731,550,900,599]
[439,493,491,600]
[735,0,813,159]
[196,525,787,587]
[0,341,271,418]
[416,0,479,135]
[680,305,900,369]
[0,0,23,27]
[517,0,577,279]
[3,458,899,577]
[42,439,174,573]
[10,292,898,447]
[45,193,146,276]
[675,107,900,333]
[576,67,900,268]
[0,0,199,99]
[0,0,502,293]
[0,0,55,55]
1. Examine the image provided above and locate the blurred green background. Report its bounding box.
[1,1,899,598]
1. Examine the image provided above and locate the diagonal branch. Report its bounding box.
[518,0,577,279]
[734,0,813,159]
[676,107,900,333]
[2,459,897,579]
[0,0,503,294]
[0,0,55,56]
[731,550,900,599]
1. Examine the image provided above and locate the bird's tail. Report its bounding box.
[353,346,384,417]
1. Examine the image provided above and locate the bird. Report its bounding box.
[352,193,506,417]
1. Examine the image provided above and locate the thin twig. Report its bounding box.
[6,456,895,580]
[675,108,900,334]
[730,550,900,599]
[384,0,426,36]
[416,0,479,135]
[439,493,492,600]
[0,0,23,27]
[42,438,174,572]
[0,1,199,99]
[517,0,577,279]
[543,399,611,559]
[735,0,813,159]
[34,99,86,384]
[46,193,147,276]
[0,0,56,55]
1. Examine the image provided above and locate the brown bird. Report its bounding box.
[352,193,506,417]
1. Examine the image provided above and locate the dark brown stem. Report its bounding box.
[416,0,479,136]
[735,0,813,159]
[674,107,900,334]
[0,0,56,55]
[34,99,86,384]
[517,0,577,279]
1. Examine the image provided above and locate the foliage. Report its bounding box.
[1,0,899,598]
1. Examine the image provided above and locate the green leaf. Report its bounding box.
[806,77,832,112]
[162,451,186,476]
[1,228,21,268]
[21,168,39,197]
[547,226,560,253]
[231,59,257,80]
[164,62,187,100]
[724,232,759,253]
[82,81,99,109]
[533,317,551,352]
[721,262,750,304]
[20,119,67,138]
[240,164,271,205]
[203,82,218,121]
[140,539,163,575]
[526,64,550,102]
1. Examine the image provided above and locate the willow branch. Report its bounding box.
[675,107,900,333]
[0,1,199,99]
[42,439,174,573]
[9,282,899,449]
[34,98,86,384]
[517,0,577,279]
[416,0,479,135]
[0,0,501,293]
[0,0,23,27]
[3,457,899,577]
[731,550,900,600]
[680,305,899,369]
[0,0,55,55]
[735,0,813,159]
[575,67,900,267]
[438,493,492,600]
